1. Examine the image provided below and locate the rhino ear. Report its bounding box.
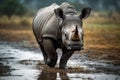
[54,8,65,20]
[80,7,91,19]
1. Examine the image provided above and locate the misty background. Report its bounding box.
[21,0,120,11]
[0,0,120,17]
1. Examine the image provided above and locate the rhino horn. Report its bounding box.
[75,25,78,35]
[71,25,80,41]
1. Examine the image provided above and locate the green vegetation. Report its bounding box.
[0,0,27,18]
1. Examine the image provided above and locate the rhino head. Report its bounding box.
[54,7,91,50]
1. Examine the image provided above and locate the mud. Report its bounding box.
[0,41,120,80]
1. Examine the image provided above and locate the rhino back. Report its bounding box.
[60,2,77,15]
[33,3,59,41]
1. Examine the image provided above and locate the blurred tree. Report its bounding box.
[0,0,27,18]
[21,0,67,11]
[70,0,85,11]
[19,0,120,15]
[84,0,119,11]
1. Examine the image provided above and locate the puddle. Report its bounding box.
[0,41,120,80]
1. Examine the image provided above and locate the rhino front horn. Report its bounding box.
[71,25,80,41]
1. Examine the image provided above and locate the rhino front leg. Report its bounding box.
[43,38,58,68]
[60,48,74,69]
[39,44,48,64]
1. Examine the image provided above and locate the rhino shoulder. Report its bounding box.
[37,3,59,14]
[33,3,60,41]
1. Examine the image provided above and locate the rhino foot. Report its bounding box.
[46,60,56,68]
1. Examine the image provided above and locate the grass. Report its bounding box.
[82,23,120,63]
[84,23,120,50]
[0,12,120,63]
[0,15,32,26]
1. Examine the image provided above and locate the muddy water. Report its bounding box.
[0,41,120,80]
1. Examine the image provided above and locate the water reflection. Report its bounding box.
[38,69,57,80]
[38,68,69,80]
[0,41,120,80]
[37,67,120,80]
[59,72,69,80]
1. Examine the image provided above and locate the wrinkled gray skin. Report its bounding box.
[33,2,91,69]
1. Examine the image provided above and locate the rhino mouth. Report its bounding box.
[67,44,83,50]
[64,40,83,50]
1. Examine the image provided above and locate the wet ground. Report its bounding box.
[0,41,120,80]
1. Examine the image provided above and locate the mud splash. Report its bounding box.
[0,41,120,80]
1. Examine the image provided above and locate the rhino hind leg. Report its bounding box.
[60,48,74,69]
[43,38,58,67]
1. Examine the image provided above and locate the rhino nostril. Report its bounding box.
[67,44,72,49]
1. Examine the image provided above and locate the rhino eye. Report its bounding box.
[65,33,68,40]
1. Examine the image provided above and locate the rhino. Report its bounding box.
[32,2,91,69]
